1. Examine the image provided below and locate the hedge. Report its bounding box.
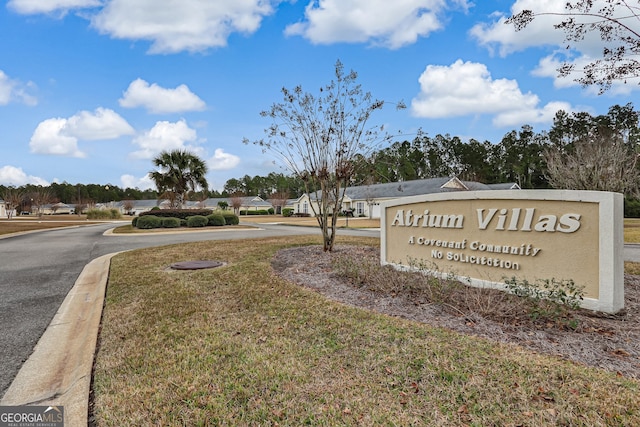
[186,215,209,227]
[239,209,271,216]
[136,215,161,229]
[625,197,640,218]
[86,208,122,220]
[139,209,213,220]
[162,217,181,228]
[221,211,239,225]
[207,213,226,226]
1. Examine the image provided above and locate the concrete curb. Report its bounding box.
[1,252,121,426]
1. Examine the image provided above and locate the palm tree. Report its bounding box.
[149,150,209,208]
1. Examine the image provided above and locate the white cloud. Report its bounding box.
[410,59,572,127]
[91,0,275,53]
[131,119,202,159]
[208,148,241,171]
[470,0,637,92]
[29,118,86,157]
[120,173,155,190]
[469,0,566,56]
[492,101,571,128]
[7,0,100,15]
[0,165,49,186]
[119,78,206,114]
[0,70,37,106]
[64,107,135,139]
[285,0,470,48]
[29,108,134,157]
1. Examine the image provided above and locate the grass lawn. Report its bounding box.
[92,235,640,426]
[238,215,381,229]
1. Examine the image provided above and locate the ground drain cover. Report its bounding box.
[170,260,224,270]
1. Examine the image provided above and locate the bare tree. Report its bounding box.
[545,132,640,196]
[29,188,53,217]
[268,190,289,215]
[1,188,22,219]
[228,192,244,215]
[507,0,640,92]
[122,199,135,215]
[74,197,88,216]
[245,60,404,251]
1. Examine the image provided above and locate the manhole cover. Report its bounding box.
[170,260,224,270]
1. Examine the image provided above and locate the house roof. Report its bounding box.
[205,196,272,208]
[308,177,471,201]
[486,182,521,190]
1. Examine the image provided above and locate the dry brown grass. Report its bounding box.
[92,235,640,426]
[239,214,381,228]
[624,219,640,243]
[0,216,106,235]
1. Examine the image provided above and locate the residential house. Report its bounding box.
[204,196,272,214]
[292,177,520,219]
[100,196,273,216]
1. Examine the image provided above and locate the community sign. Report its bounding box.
[380,190,624,313]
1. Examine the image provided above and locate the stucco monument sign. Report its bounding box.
[380,190,624,314]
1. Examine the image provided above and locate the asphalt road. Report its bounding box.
[0,222,379,397]
[1,221,638,399]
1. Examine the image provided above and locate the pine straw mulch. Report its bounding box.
[271,245,640,379]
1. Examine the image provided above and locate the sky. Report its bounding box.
[0,0,638,192]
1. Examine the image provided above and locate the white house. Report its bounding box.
[290,177,520,219]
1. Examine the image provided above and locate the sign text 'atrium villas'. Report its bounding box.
[380,190,624,314]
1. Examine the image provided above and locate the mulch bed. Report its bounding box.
[272,245,640,379]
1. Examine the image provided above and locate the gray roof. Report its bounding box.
[205,196,271,208]
[345,177,465,200]
[307,177,520,201]
[486,183,521,190]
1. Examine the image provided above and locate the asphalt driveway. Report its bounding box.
[0,222,378,397]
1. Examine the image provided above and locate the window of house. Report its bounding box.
[357,202,364,215]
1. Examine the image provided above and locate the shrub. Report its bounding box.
[86,209,123,220]
[186,215,209,227]
[221,212,239,225]
[239,209,270,216]
[268,208,275,215]
[161,217,181,228]
[180,219,187,227]
[207,214,226,226]
[504,277,584,326]
[140,209,213,220]
[282,208,293,217]
[136,215,161,229]
[131,217,138,227]
[625,197,640,218]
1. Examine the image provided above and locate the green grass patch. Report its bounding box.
[92,235,640,426]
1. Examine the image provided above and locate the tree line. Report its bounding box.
[3,103,640,214]
[351,103,640,195]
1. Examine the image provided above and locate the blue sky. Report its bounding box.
[0,0,637,191]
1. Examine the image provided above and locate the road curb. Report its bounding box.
[1,252,121,426]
